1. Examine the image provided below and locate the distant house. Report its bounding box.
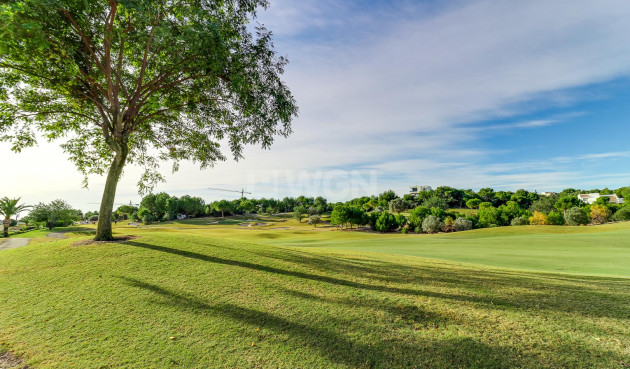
[410,185,432,196]
[540,192,557,197]
[577,193,625,205]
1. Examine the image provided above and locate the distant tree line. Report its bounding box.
[11,185,630,233]
[328,186,630,233]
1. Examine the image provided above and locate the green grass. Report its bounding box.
[0,220,629,368]
[165,217,630,277]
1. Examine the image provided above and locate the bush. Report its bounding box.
[511,216,529,226]
[529,195,558,214]
[612,207,630,221]
[138,208,155,225]
[407,206,430,230]
[478,205,508,228]
[565,207,589,226]
[421,197,449,210]
[422,215,443,234]
[547,211,565,225]
[443,217,454,232]
[375,211,399,232]
[590,204,612,224]
[453,217,473,232]
[395,214,407,228]
[389,198,408,213]
[529,211,549,225]
[308,215,322,227]
[367,211,381,230]
[430,207,447,220]
[400,227,408,234]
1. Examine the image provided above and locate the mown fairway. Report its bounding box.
[0,219,629,368]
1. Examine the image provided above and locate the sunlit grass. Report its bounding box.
[0,220,628,368]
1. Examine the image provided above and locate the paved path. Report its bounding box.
[0,238,31,251]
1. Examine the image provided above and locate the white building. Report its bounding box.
[577,193,625,205]
[410,185,432,196]
[540,192,557,197]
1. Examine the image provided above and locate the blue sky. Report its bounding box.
[3,0,630,210]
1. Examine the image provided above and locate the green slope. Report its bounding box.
[0,229,629,368]
[174,221,630,277]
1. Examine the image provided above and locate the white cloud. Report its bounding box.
[3,0,630,210]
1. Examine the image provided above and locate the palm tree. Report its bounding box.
[0,197,31,238]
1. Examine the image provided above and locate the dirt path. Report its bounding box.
[0,350,27,369]
[46,232,66,239]
[0,238,31,251]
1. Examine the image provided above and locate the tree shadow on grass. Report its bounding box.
[220,244,630,321]
[124,241,505,306]
[120,276,518,369]
[276,287,449,329]
[123,240,630,321]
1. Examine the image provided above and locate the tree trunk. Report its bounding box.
[95,150,128,241]
[2,218,9,238]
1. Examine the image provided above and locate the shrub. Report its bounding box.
[529,195,558,214]
[421,197,449,210]
[308,215,322,227]
[478,205,508,228]
[555,196,582,212]
[465,215,479,229]
[389,198,408,213]
[429,207,447,220]
[422,215,443,234]
[400,227,409,234]
[498,201,525,222]
[408,206,430,230]
[453,217,473,232]
[612,206,630,221]
[375,211,398,232]
[590,204,612,224]
[511,216,529,226]
[367,211,381,230]
[138,208,155,225]
[547,211,565,225]
[565,207,589,226]
[529,211,549,225]
[443,217,454,232]
[395,214,407,228]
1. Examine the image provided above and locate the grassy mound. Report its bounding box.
[0,228,628,368]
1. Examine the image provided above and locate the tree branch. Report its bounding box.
[14,110,101,124]
[58,7,108,77]
[133,96,225,129]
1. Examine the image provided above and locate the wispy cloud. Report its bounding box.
[4,0,630,209]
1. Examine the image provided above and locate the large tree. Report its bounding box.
[0,0,297,240]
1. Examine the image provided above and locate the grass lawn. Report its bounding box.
[172,218,630,277]
[0,219,629,368]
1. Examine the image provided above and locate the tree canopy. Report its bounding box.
[0,0,297,240]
